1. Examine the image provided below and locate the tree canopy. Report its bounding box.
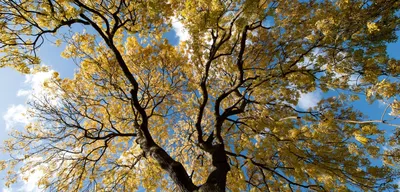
[1,0,400,191]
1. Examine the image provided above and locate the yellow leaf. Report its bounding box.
[354,132,368,145]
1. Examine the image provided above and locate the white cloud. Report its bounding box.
[16,90,30,97]
[298,90,322,110]
[4,70,58,131]
[19,69,63,109]
[17,71,54,98]
[171,17,189,42]
[2,69,59,191]
[15,157,46,192]
[2,187,13,192]
[19,168,44,192]
[3,104,28,130]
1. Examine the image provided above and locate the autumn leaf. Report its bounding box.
[0,0,400,191]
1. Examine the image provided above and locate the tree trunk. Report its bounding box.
[197,144,230,192]
[137,130,230,191]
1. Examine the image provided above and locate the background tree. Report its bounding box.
[1,0,400,191]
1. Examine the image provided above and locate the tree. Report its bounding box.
[0,0,400,191]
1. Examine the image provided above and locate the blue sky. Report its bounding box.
[0,22,399,191]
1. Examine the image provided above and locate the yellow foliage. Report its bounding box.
[354,132,369,145]
[0,0,399,191]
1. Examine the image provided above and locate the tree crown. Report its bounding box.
[1,0,400,191]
